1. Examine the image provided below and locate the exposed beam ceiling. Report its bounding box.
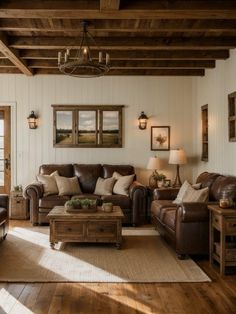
[0,0,234,76]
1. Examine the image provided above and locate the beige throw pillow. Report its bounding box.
[112,171,135,196]
[94,177,116,196]
[173,180,202,204]
[182,185,209,202]
[55,176,82,196]
[36,171,59,196]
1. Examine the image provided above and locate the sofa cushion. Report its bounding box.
[73,164,102,193]
[0,207,7,221]
[71,194,101,201]
[151,200,177,219]
[103,164,135,178]
[112,172,135,196]
[101,195,131,209]
[39,164,73,177]
[211,175,236,201]
[196,172,221,201]
[55,176,82,196]
[94,177,116,196]
[39,195,70,209]
[182,186,209,202]
[162,209,176,231]
[36,171,59,196]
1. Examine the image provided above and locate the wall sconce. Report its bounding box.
[27,111,38,129]
[138,111,148,130]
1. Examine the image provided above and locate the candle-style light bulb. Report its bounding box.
[66,49,70,56]
[58,52,61,65]
[99,52,102,63]
[106,53,110,65]
[64,52,68,62]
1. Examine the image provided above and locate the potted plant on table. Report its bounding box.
[152,171,166,188]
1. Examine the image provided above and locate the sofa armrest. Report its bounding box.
[23,182,44,225]
[0,194,9,209]
[23,182,44,200]
[129,181,147,225]
[153,188,179,201]
[129,181,146,200]
[177,202,209,223]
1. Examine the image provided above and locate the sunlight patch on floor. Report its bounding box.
[0,288,33,314]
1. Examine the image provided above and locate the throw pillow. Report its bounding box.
[36,171,59,196]
[182,185,209,202]
[55,176,82,196]
[94,177,116,196]
[112,171,135,196]
[173,180,202,204]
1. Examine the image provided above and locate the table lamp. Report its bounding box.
[147,156,162,188]
[169,149,187,187]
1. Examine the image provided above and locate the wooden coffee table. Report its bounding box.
[47,206,124,249]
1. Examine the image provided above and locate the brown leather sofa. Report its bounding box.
[24,164,146,226]
[151,172,236,259]
[0,195,9,241]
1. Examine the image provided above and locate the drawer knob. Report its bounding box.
[100,228,104,232]
[67,227,72,231]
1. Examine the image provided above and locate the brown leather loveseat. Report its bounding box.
[24,164,146,226]
[0,195,9,241]
[151,172,236,259]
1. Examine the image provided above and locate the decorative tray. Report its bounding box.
[66,207,97,213]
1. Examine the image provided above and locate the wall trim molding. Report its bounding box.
[0,101,17,187]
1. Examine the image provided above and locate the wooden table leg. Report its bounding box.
[50,242,55,249]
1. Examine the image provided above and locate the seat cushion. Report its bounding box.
[71,194,101,201]
[0,207,7,222]
[162,209,176,231]
[101,195,131,209]
[39,195,70,209]
[151,200,177,219]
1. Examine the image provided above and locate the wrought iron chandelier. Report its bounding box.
[58,21,110,78]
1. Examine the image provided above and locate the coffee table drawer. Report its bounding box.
[55,222,84,236]
[87,222,117,238]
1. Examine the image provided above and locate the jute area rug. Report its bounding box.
[0,226,210,283]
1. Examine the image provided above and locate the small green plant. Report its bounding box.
[152,170,166,182]
[65,199,81,207]
[80,198,96,207]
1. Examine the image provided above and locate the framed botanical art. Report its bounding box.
[52,105,123,148]
[151,126,170,151]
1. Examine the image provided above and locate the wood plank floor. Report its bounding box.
[1,222,236,314]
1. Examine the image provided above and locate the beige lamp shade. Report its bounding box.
[147,156,162,170]
[169,149,187,165]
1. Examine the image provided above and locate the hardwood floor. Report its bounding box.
[1,222,236,314]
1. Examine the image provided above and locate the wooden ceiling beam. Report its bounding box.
[9,36,236,50]
[0,32,33,75]
[0,67,22,74]
[100,0,120,11]
[1,19,236,33]
[34,68,205,76]
[27,59,215,69]
[0,1,235,19]
[20,49,229,60]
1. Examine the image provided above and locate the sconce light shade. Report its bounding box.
[138,111,148,130]
[27,111,38,129]
[169,149,187,187]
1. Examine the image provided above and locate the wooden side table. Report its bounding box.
[9,191,29,220]
[208,204,236,275]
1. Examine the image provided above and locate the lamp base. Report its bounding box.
[172,164,182,188]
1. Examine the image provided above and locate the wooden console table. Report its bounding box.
[209,205,236,275]
[48,205,124,249]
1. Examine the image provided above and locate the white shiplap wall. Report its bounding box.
[192,49,236,178]
[0,75,194,187]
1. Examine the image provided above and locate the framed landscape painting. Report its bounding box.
[151,126,170,151]
[53,105,123,148]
